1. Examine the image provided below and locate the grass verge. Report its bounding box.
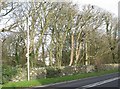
[2,69,119,89]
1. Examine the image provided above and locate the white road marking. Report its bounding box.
[38,72,119,88]
[82,77,120,88]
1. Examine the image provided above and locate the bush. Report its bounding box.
[30,68,46,79]
[46,67,61,78]
[2,65,18,84]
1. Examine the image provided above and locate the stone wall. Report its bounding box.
[11,64,118,82]
[102,64,119,70]
[11,67,46,82]
[11,65,95,82]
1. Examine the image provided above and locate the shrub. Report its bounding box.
[2,65,18,84]
[30,68,46,79]
[46,67,61,78]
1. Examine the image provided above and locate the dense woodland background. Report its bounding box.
[0,1,119,83]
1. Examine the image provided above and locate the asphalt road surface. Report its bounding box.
[29,72,120,89]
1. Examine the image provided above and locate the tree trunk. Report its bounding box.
[0,40,2,84]
[49,41,53,66]
[42,41,45,66]
[49,49,53,66]
[75,42,82,65]
[15,42,19,64]
[85,35,88,65]
[69,33,74,66]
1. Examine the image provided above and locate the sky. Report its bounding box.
[72,0,119,17]
[0,0,119,30]
[4,0,120,16]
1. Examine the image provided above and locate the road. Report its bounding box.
[30,72,120,89]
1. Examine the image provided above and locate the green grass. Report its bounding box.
[2,69,119,89]
[0,85,2,89]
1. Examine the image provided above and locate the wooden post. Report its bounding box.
[0,39,2,84]
[25,17,30,81]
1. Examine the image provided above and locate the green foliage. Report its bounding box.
[2,69,118,87]
[46,67,61,78]
[62,50,71,66]
[2,65,18,84]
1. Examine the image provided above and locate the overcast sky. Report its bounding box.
[72,0,119,17]
[5,0,120,16]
